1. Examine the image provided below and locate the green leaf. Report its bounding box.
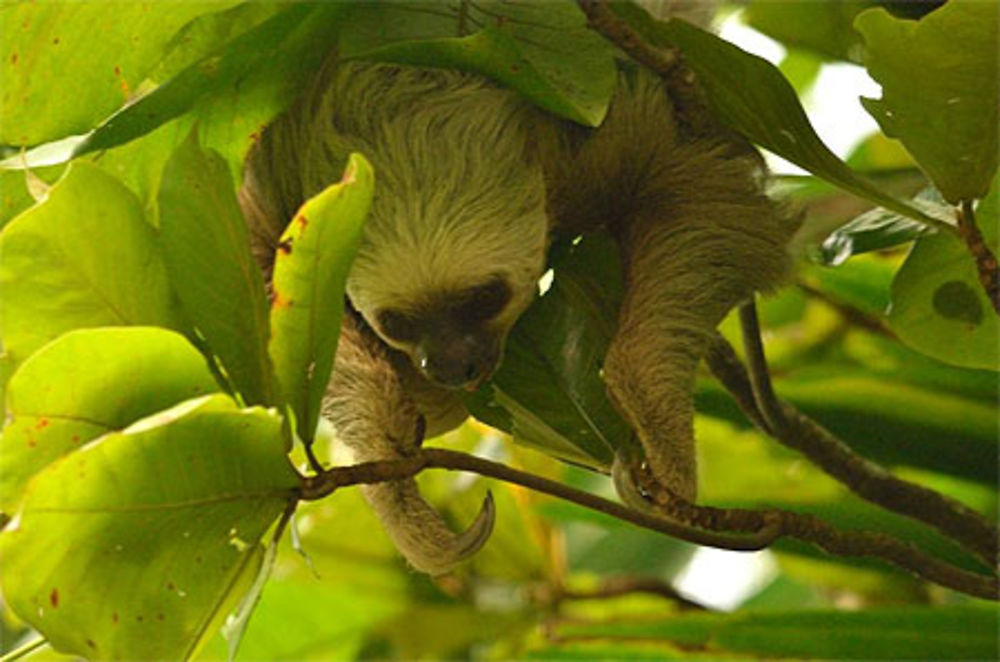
[466,235,627,469]
[158,131,273,405]
[0,327,218,513]
[341,1,617,126]
[72,3,346,159]
[552,605,998,659]
[889,178,999,370]
[0,2,239,146]
[743,0,872,63]
[268,153,374,442]
[0,394,299,661]
[856,2,999,203]
[613,5,945,231]
[0,162,185,367]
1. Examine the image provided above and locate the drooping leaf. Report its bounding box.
[158,131,273,405]
[613,4,944,230]
[551,605,998,659]
[888,177,999,370]
[0,162,185,367]
[72,3,347,161]
[466,235,627,469]
[341,1,617,126]
[856,2,999,203]
[0,327,218,512]
[268,153,374,442]
[0,2,239,146]
[0,394,299,661]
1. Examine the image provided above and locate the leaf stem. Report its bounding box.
[957,200,1000,315]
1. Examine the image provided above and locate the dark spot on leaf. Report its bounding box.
[10,52,17,65]
[114,65,121,77]
[36,418,49,429]
[50,588,58,607]
[166,581,175,591]
[52,37,60,45]
[137,615,144,622]
[87,639,96,650]
[296,214,308,229]
[195,555,203,564]
[278,239,293,255]
[510,64,520,73]
[27,438,35,447]
[933,280,983,325]
[112,612,119,623]
[272,291,292,309]
[341,164,356,185]
[72,434,80,442]
[157,613,165,621]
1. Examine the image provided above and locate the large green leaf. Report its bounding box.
[0,2,238,146]
[0,162,185,367]
[158,131,273,405]
[268,153,374,442]
[551,605,998,659]
[72,3,347,161]
[465,235,628,469]
[889,177,999,371]
[613,4,944,230]
[0,394,299,661]
[856,2,998,203]
[343,1,617,127]
[0,327,218,513]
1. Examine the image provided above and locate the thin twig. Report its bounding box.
[957,200,1000,315]
[729,303,999,567]
[558,576,705,610]
[300,449,780,551]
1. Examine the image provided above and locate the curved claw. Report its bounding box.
[361,480,495,575]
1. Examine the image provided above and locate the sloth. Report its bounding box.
[240,33,794,574]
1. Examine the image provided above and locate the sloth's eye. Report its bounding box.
[377,309,419,343]
[455,277,511,324]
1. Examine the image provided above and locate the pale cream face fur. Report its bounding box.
[299,62,551,362]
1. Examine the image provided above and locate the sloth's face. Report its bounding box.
[369,274,518,390]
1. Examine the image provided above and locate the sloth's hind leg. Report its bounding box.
[322,311,495,575]
[602,138,792,502]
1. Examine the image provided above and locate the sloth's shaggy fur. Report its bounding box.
[241,55,795,574]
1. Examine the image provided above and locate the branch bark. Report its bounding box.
[718,303,999,568]
[299,447,998,600]
[957,200,1000,315]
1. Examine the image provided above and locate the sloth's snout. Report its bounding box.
[416,333,500,391]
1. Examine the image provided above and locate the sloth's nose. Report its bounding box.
[416,333,498,390]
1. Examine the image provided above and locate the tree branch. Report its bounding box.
[557,576,705,610]
[957,200,1000,315]
[720,302,999,568]
[299,449,779,551]
[300,447,997,600]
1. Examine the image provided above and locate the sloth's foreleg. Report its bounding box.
[322,311,495,575]
[601,143,792,502]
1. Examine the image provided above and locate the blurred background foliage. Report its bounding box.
[1,0,997,660]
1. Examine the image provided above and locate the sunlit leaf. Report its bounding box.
[0,327,218,513]
[0,162,185,367]
[268,153,373,442]
[0,2,239,146]
[0,394,299,661]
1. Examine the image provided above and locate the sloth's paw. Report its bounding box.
[362,479,495,575]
